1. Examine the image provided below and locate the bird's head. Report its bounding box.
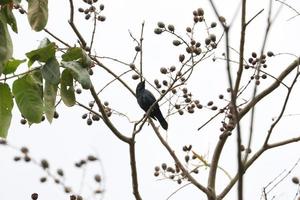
[136,80,145,95]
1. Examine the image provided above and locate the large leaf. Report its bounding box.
[61,61,91,89]
[0,83,13,138]
[41,57,60,85]
[0,16,13,75]
[25,42,55,66]
[62,47,92,68]
[2,58,26,75]
[1,5,17,33]
[12,74,43,123]
[44,81,57,123]
[60,69,75,107]
[27,0,48,31]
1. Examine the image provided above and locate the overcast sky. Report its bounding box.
[1,0,300,200]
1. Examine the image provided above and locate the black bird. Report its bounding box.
[136,81,168,130]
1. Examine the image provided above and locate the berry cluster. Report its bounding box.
[153,145,201,184]
[20,111,59,125]
[82,101,111,125]
[78,0,106,21]
[2,141,104,199]
[245,51,274,85]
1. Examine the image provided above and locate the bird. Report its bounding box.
[136,80,168,130]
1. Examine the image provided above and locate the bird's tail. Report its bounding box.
[156,110,168,130]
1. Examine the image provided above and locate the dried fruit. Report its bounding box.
[160,67,168,74]
[197,8,204,16]
[99,4,104,10]
[157,22,165,28]
[172,40,181,46]
[267,51,274,57]
[154,28,162,34]
[41,159,49,169]
[31,193,38,200]
[211,22,217,28]
[167,24,175,32]
[292,177,300,184]
[179,54,185,62]
[94,174,101,182]
[132,74,139,80]
[186,27,192,33]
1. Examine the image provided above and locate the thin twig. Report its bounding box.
[68,0,87,47]
[245,9,264,26]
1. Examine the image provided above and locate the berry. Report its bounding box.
[92,114,100,121]
[161,163,167,170]
[179,54,185,62]
[57,169,64,176]
[20,118,27,125]
[167,24,175,32]
[170,66,176,72]
[88,68,94,75]
[99,4,104,10]
[53,111,59,119]
[94,174,101,182]
[132,74,139,80]
[292,177,300,184]
[87,118,93,125]
[40,177,47,183]
[157,22,165,28]
[31,193,38,200]
[154,28,162,34]
[197,8,204,16]
[76,88,82,94]
[135,46,141,52]
[267,51,274,57]
[82,113,88,119]
[89,101,94,107]
[172,40,181,46]
[205,38,211,45]
[160,67,168,74]
[211,22,217,28]
[85,14,91,20]
[41,159,49,169]
[186,27,192,32]
[21,146,29,154]
[97,15,106,22]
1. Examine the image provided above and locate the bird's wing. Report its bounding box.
[137,89,159,119]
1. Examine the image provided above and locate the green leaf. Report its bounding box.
[62,47,82,61]
[60,69,75,107]
[27,0,48,31]
[61,61,91,89]
[12,74,44,123]
[41,57,60,84]
[62,47,92,68]
[30,69,43,87]
[44,81,57,123]
[2,58,26,75]
[25,42,55,66]
[0,83,13,138]
[0,16,13,75]
[38,37,51,48]
[1,5,17,33]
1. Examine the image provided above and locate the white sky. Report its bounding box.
[1,0,300,200]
